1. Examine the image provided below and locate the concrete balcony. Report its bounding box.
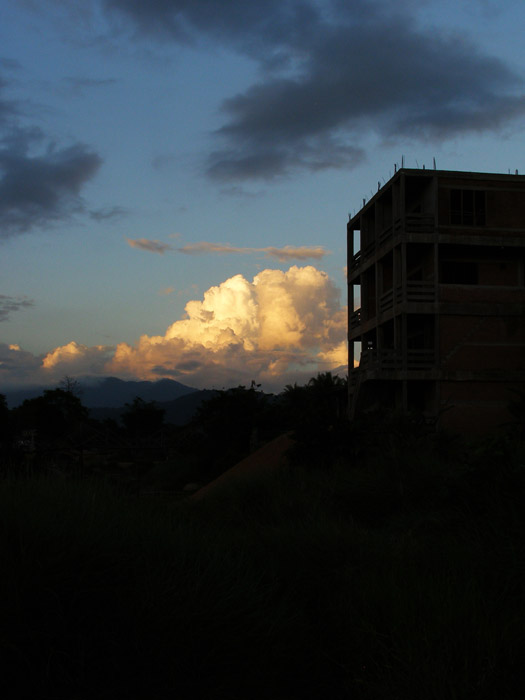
[391,213,434,239]
[350,214,435,277]
[404,213,435,234]
[359,348,436,370]
[349,309,361,330]
[349,250,361,274]
[349,240,376,275]
[379,281,436,313]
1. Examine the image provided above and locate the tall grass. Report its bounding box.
[1,449,525,699]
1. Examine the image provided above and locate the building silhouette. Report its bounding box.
[347,168,525,434]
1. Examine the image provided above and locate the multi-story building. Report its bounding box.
[347,168,525,434]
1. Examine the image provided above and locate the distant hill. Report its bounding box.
[89,388,219,426]
[3,377,197,409]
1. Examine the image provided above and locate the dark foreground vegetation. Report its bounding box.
[1,379,524,699]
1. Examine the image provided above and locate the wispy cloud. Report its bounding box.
[126,238,173,254]
[180,242,329,261]
[261,245,329,262]
[159,286,175,295]
[89,205,126,222]
[0,294,34,321]
[127,238,329,260]
[61,76,118,96]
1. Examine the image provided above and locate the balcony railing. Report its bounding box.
[350,240,376,274]
[349,250,361,273]
[350,215,435,274]
[389,214,435,240]
[404,213,435,234]
[379,281,436,313]
[378,224,393,247]
[362,240,375,261]
[359,348,436,370]
[349,309,361,330]
[379,287,397,313]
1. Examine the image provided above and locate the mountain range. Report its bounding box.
[2,377,221,426]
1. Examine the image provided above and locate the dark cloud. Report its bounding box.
[104,0,320,61]
[0,58,22,71]
[61,76,118,95]
[0,342,43,388]
[0,78,19,127]
[0,127,102,238]
[102,0,525,181]
[208,139,365,182]
[209,17,525,179]
[151,153,179,170]
[0,68,104,238]
[0,294,34,321]
[89,205,126,221]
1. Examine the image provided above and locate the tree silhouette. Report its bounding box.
[189,382,278,479]
[121,397,165,438]
[0,394,13,458]
[13,388,88,451]
[282,372,349,468]
[59,375,83,398]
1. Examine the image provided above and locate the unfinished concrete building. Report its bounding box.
[347,168,525,434]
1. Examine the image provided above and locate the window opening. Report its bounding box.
[450,189,486,226]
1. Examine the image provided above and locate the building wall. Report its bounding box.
[348,169,525,435]
[439,315,525,369]
[439,380,518,435]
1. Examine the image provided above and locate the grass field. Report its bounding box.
[1,438,524,699]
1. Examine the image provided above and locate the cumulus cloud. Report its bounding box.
[2,266,347,390]
[0,294,34,321]
[102,0,525,181]
[107,266,347,389]
[0,340,114,389]
[42,341,114,374]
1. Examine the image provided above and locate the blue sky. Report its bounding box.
[1,0,524,391]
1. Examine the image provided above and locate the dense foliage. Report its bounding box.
[1,428,524,699]
[1,375,524,697]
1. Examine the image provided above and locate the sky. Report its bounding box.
[1,0,525,393]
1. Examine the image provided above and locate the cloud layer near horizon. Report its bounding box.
[1,266,347,391]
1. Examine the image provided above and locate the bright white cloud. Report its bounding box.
[42,341,114,373]
[1,267,348,391]
[107,266,347,389]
